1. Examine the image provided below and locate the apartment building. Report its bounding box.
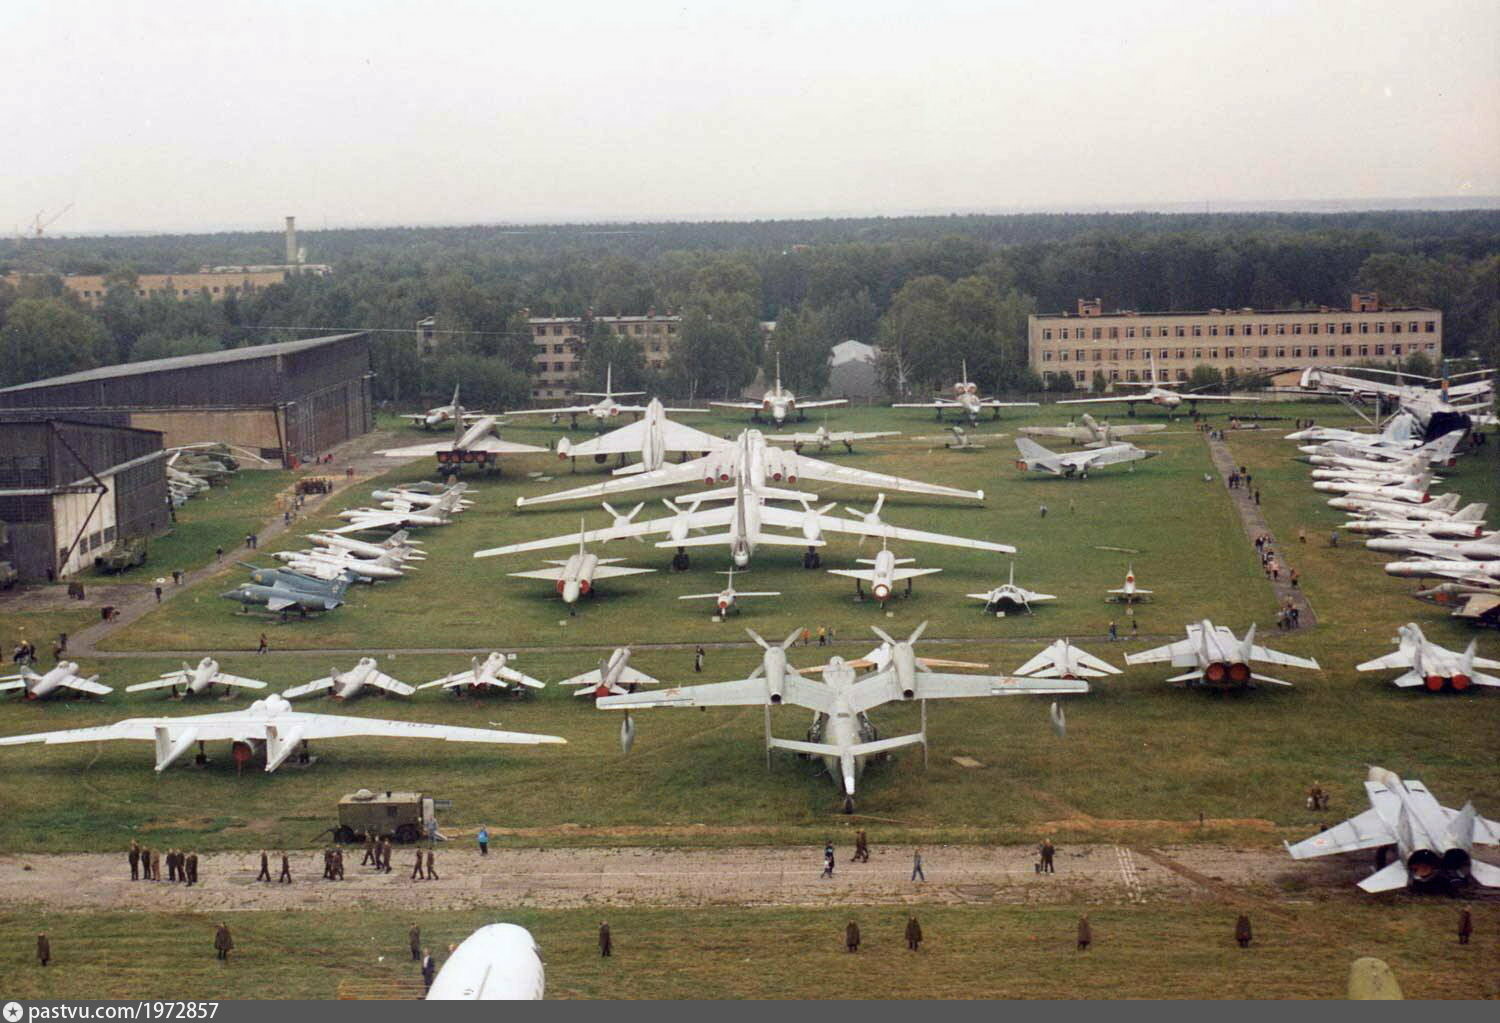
[528,313,680,399]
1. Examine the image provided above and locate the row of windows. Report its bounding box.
[1041,342,1439,363]
[76,284,263,300]
[533,322,677,337]
[1040,320,1437,342]
[1045,369,1192,383]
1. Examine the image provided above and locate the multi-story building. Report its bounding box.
[1027,293,1442,389]
[528,313,680,399]
[2,266,328,307]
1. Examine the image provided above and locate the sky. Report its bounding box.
[3,0,1499,234]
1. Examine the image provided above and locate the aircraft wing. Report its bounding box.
[368,671,416,697]
[597,677,769,709]
[1355,649,1415,672]
[789,451,984,500]
[1125,637,1199,666]
[286,711,565,745]
[655,419,732,451]
[327,512,411,534]
[125,672,192,693]
[1284,808,1394,859]
[59,676,113,696]
[376,440,456,458]
[497,665,546,689]
[464,437,549,454]
[1018,426,1083,439]
[477,504,736,558]
[503,405,594,417]
[212,672,269,690]
[1454,594,1500,620]
[1056,396,1142,407]
[1443,807,1500,844]
[514,459,713,507]
[1179,393,1262,402]
[848,671,1086,712]
[892,400,958,409]
[509,567,569,581]
[590,565,657,580]
[795,399,849,410]
[1075,445,1149,468]
[765,431,898,445]
[282,676,336,700]
[1248,645,1321,671]
[979,400,1040,408]
[707,400,764,411]
[760,505,1014,553]
[418,670,476,690]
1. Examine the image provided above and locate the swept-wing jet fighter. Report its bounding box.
[419,652,544,695]
[331,487,473,534]
[1285,766,1500,892]
[273,548,411,582]
[0,694,564,774]
[242,564,357,594]
[554,397,727,473]
[561,646,662,697]
[501,365,654,428]
[678,567,780,615]
[968,563,1056,613]
[426,923,545,1001]
[0,662,111,699]
[221,578,349,616]
[1384,558,1500,584]
[1014,437,1158,478]
[1310,462,1432,486]
[765,423,900,454]
[508,522,655,605]
[1327,492,1466,519]
[1342,517,1488,540]
[1106,565,1152,603]
[1355,622,1500,691]
[1312,473,1434,503]
[371,482,474,512]
[1013,639,1121,680]
[1126,620,1321,688]
[515,428,984,508]
[599,623,1086,812]
[1020,413,1165,447]
[378,393,547,477]
[282,657,415,700]
[1364,535,1500,560]
[827,543,940,607]
[708,353,849,425]
[307,530,425,561]
[892,360,1039,423]
[1059,354,1261,415]
[402,385,487,429]
[125,658,268,698]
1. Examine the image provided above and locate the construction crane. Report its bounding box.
[28,203,72,239]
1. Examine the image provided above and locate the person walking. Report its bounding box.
[257,633,268,655]
[214,923,234,962]
[905,915,923,951]
[820,850,835,879]
[185,851,198,886]
[817,626,827,647]
[1235,914,1253,949]
[1040,838,1056,873]
[154,585,163,603]
[129,840,141,881]
[598,921,613,957]
[911,848,925,882]
[844,920,861,953]
[1077,914,1091,951]
[361,835,376,867]
[411,850,426,881]
[1458,906,1472,945]
[1254,489,1261,506]
[477,826,489,857]
[694,646,705,672]
[425,849,438,881]
[1107,620,1118,642]
[256,850,271,882]
[420,949,436,992]
[278,852,292,884]
[37,932,50,966]
[409,924,422,962]
[853,829,870,863]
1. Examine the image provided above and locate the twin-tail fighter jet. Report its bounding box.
[600,623,1086,812]
[554,397,727,473]
[0,694,565,774]
[1014,436,1158,478]
[507,520,655,607]
[678,567,780,616]
[892,360,1039,423]
[1355,623,1500,691]
[1126,620,1321,688]
[709,353,848,425]
[0,662,111,700]
[1020,413,1165,448]
[419,653,545,696]
[1285,766,1500,892]
[282,657,415,700]
[378,388,547,477]
[125,658,269,698]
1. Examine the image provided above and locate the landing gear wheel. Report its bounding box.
[672,551,691,572]
[842,796,855,815]
[803,550,821,569]
[395,823,421,844]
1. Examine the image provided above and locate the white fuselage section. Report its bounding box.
[867,549,898,602]
[556,551,600,604]
[184,658,222,695]
[427,924,545,1000]
[1386,559,1500,581]
[331,658,381,699]
[761,387,798,424]
[1368,768,1471,885]
[22,663,89,699]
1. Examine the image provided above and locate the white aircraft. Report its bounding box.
[828,543,940,607]
[1287,413,1422,446]
[1327,492,1471,520]
[1384,558,1500,584]
[1014,437,1158,478]
[1059,353,1261,415]
[1106,565,1152,603]
[1013,639,1121,680]
[1020,413,1165,447]
[1298,366,1494,424]
[599,623,1087,812]
[1355,623,1500,691]
[1126,620,1321,688]
[502,365,652,428]
[332,487,473,534]
[426,923,545,1001]
[282,658,415,700]
[1365,535,1500,560]
[377,396,547,477]
[936,426,991,451]
[708,353,849,425]
[372,482,475,512]
[1312,474,1434,503]
[273,548,411,582]
[515,428,985,508]
[765,423,900,454]
[125,658,269,698]
[1310,462,1431,486]
[678,567,780,615]
[419,653,544,695]
[0,662,111,700]
[892,360,1039,423]
[0,694,565,774]
[508,522,656,605]
[1343,517,1489,540]
[307,530,425,561]
[967,563,1056,614]
[554,397,727,474]
[562,647,662,698]
[402,385,487,429]
[1285,766,1500,892]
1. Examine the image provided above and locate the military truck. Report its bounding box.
[96,536,147,574]
[334,789,446,844]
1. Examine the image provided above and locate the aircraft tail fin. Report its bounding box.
[1452,503,1488,522]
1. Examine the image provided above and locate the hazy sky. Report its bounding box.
[5,0,1498,234]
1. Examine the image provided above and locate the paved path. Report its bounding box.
[1205,432,1319,628]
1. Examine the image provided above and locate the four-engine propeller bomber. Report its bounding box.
[0,695,565,774]
[1355,623,1500,691]
[1126,620,1321,689]
[1285,766,1500,893]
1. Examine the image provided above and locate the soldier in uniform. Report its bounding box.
[129,841,141,881]
[150,848,162,881]
[214,922,234,961]
[1458,906,1472,945]
[598,921,612,957]
[409,924,421,962]
[411,850,426,881]
[335,848,346,880]
[321,848,333,880]
[844,920,860,953]
[379,838,393,873]
[904,915,923,951]
[1235,914,1253,949]
[185,851,198,886]
[1039,838,1056,873]
[361,835,377,867]
[278,852,292,884]
[853,830,870,863]
[425,849,438,881]
[166,849,179,883]
[257,850,271,882]
[1077,914,1092,951]
[37,932,50,966]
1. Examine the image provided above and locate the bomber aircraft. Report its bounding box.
[1126,620,1321,688]
[765,423,900,454]
[554,397,727,473]
[1354,622,1500,691]
[1020,413,1165,447]
[1059,354,1261,416]
[378,396,546,477]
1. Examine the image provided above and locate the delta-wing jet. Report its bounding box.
[892,360,1039,423]
[562,646,662,698]
[508,521,655,605]
[126,658,268,698]
[0,694,565,774]
[0,662,111,700]
[1355,623,1500,691]
[968,563,1056,613]
[282,657,415,700]
[1020,413,1165,447]
[599,623,1086,812]
[1126,620,1321,688]
[1014,437,1158,478]
[419,653,544,695]
[709,353,848,425]
[554,397,728,474]
[1013,639,1121,680]
[1106,565,1152,603]
[1285,766,1500,892]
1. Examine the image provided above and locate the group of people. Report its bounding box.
[359,834,399,873]
[843,915,925,952]
[128,840,200,885]
[254,850,294,882]
[818,836,925,881]
[10,638,39,665]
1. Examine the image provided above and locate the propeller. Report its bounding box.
[603,501,646,536]
[1049,701,1067,738]
[843,493,887,546]
[620,712,636,754]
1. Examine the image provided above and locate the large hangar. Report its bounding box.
[0,333,373,467]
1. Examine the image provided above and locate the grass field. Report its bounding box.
[2,901,1495,999]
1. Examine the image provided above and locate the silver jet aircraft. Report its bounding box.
[828,543,940,607]
[1126,620,1321,688]
[307,530,426,560]
[401,385,486,429]
[1020,413,1165,447]
[1355,622,1500,691]
[1012,639,1121,680]
[554,397,727,473]
[599,623,1087,812]
[332,486,474,534]
[1106,565,1152,603]
[1285,766,1500,892]
[126,657,268,698]
[508,522,655,605]
[1014,437,1158,478]
[0,662,111,700]
[968,563,1056,614]
[678,568,780,616]
[1059,353,1261,415]
[1364,535,1500,560]
[1384,558,1500,585]
[502,365,652,428]
[765,423,900,454]
[378,395,547,477]
[419,652,545,695]
[0,694,564,774]
[282,657,415,700]
[273,547,411,582]
[709,353,848,425]
[562,646,662,698]
[892,360,1038,423]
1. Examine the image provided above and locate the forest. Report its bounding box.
[2,208,1497,406]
